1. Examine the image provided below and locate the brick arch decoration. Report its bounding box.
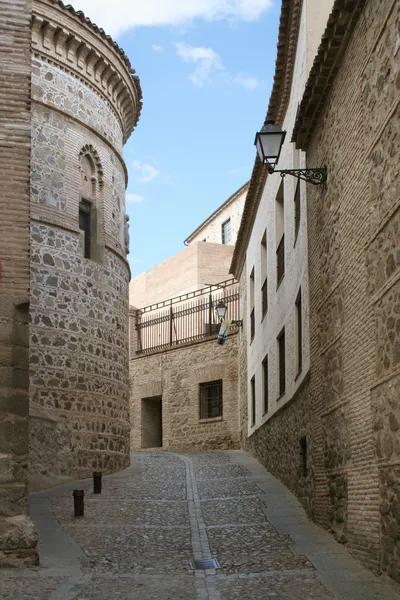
[79,144,104,188]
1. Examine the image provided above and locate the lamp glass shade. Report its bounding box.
[215,300,227,321]
[254,122,286,167]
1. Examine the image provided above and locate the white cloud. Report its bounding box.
[176,43,263,90]
[176,42,223,87]
[75,0,272,37]
[132,160,160,183]
[232,72,264,90]
[126,192,145,203]
[152,44,165,53]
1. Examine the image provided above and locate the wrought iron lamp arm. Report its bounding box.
[268,165,327,186]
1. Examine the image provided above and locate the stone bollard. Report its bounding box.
[73,489,84,517]
[93,471,102,494]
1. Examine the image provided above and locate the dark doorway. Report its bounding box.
[141,396,162,448]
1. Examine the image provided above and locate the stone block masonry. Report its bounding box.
[130,335,241,451]
[294,0,400,581]
[0,0,38,566]
[28,0,141,490]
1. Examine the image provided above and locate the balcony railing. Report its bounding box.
[134,278,240,354]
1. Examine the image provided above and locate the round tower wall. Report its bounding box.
[29,0,140,488]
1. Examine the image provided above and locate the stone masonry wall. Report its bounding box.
[130,335,240,451]
[0,0,38,566]
[304,0,399,579]
[28,0,138,489]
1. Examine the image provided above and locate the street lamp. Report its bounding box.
[215,300,242,327]
[215,300,227,322]
[254,119,327,186]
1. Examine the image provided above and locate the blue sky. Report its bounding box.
[77,1,281,277]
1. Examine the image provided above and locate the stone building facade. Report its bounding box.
[0,0,38,568]
[130,329,240,451]
[130,185,246,450]
[232,0,400,584]
[28,0,141,490]
[231,0,333,512]
[292,0,400,581]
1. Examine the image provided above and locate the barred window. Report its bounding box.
[221,218,231,244]
[199,380,223,419]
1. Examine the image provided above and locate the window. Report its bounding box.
[276,234,285,285]
[275,181,285,287]
[250,267,255,341]
[79,200,91,259]
[250,375,256,426]
[261,231,268,317]
[300,437,308,477]
[294,181,300,242]
[262,355,268,414]
[199,380,223,419]
[262,278,268,317]
[221,218,231,244]
[277,328,285,397]
[296,289,302,375]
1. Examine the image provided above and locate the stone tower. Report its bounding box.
[29,0,142,488]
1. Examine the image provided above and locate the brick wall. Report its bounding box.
[0,0,38,567]
[303,0,399,578]
[130,335,240,451]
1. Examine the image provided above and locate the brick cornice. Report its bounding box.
[32,0,142,143]
[230,0,302,279]
[292,0,367,150]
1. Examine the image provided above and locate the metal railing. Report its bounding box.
[135,279,240,354]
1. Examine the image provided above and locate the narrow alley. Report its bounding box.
[1,451,398,600]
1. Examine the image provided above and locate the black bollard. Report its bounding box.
[73,489,84,517]
[93,471,102,494]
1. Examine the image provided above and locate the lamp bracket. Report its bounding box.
[268,166,327,186]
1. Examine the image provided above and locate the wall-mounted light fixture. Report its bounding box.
[215,300,243,327]
[254,120,327,186]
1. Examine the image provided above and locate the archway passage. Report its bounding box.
[141,396,162,448]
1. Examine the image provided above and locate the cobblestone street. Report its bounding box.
[1,451,399,600]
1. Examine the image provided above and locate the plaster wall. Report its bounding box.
[245,1,310,436]
[187,186,247,246]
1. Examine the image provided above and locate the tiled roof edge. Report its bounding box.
[292,0,366,149]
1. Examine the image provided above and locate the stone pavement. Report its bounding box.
[1,450,399,600]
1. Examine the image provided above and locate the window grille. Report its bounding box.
[276,234,285,286]
[79,200,91,259]
[199,380,223,419]
[262,355,268,414]
[221,219,231,244]
[250,375,256,426]
[294,181,300,241]
[278,328,286,397]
